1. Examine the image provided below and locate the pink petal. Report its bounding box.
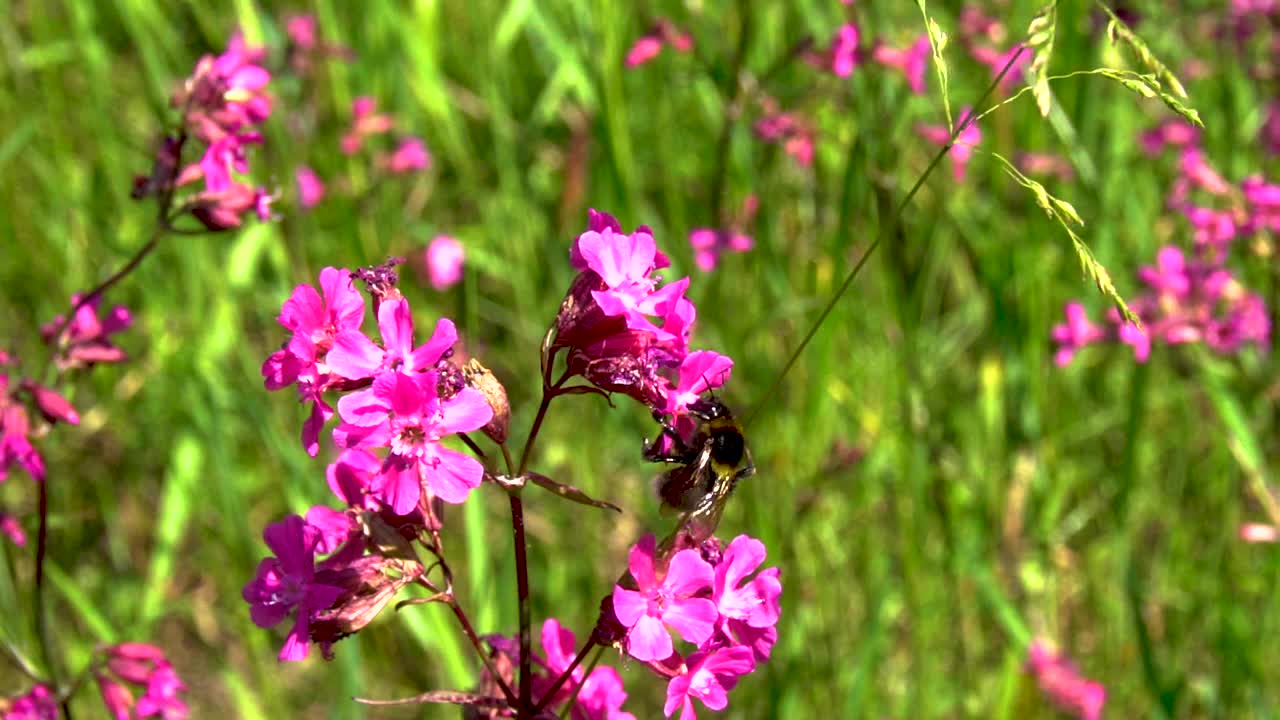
[626,615,673,662]
[661,597,717,646]
[336,385,389,427]
[425,446,484,503]
[627,534,658,590]
[409,317,457,370]
[326,330,384,380]
[376,461,421,515]
[438,388,494,434]
[279,615,311,661]
[378,299,416,364]
[664,549,714,596]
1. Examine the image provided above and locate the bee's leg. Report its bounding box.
[642,420,689,463]
[735,450,756,480]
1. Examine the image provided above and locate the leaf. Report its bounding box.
[1027,2,1057,116]
[527,471,622,513]
[1096,2,1189,98]
[990,152,1141,325]
[915,0,953,128]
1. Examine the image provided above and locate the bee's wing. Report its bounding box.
[656,446,713,513]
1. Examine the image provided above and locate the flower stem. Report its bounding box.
[445,595,518,708]
[517,390,555,477]
[508,493,533,717]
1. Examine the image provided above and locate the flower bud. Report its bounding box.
[21,381,79,426]
[462,359,510,443]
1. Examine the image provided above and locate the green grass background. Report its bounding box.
[2,0,1279,717]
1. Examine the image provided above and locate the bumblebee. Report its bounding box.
[643,397,755,544]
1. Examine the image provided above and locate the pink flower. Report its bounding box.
[625,19,693,68]
[711,535,782,659]
[612,533,717,662]
[95,643,189,719]
[970,43,1031,92]
[0,512,25,546]
[1139,119,1201,156]
[872,35,930,94]
[663,645,756,720]
[286,14,318,51]
[326,298,456,382]
[663,351,733,418]
[41,294,132,371]
[916,107,982,181]
[1179,148,1231,196]
[242,515,346,661]
[1240,522,1280,543]
[3,684,58,720]
[262,267,366,456]
[295,165,325,209]
[688,229,753,272]
[1051,302,1107,366]
[1027,641,1106,720]
[536,619,637,720]
[754,108,816,167]
[333,370,492,511]
[341,97,394,155]
[382,136,431,174]
[577,226,689,343]
[808,24,860,77]
[1017,151,1074,181]
[0,378,43,483]
[426,235,465,291]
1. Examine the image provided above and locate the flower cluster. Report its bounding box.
[550,210,734,426]
[1052,121,1272,365]
[1026,641,1106,720]
[1,684,57,719]
[94,643,189,719]
[687,195,757,273]
[606,533,780,720]
[136,32,276,230]
[252,263,496,659]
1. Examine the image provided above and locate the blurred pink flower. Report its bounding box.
[295,165,325,209]
[808,23,861,78]
[95,643,189,719]
[970,43,1031,92]
[382,136,431,174]
[872,35,930,94]
[1139,119,1201,156]
[754,107,816,167]
[3,684,57,719]
[1018,151,1074,181]
[916,107,982,181]
[0,512,25,546]
[41,294,132,371]
[286,14,317,51]
[625,19,693,68]
[426,235,464,291]
[341,96,394,155]
[1027,641,1106,720]
[1240,522,1280,543]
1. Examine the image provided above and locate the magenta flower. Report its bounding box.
[625,19,693,68]
[41,294,132,370]
[326,448,383,509]
[382,136,431,174]
[334,371,492,511]
[262,266,366,456]
[0,378,43,484]
[663,645,756,720]
[341,97,395,155]
[711,535,782,648]
[753,107,816,167]
[189,131,262,193]
[295,165,325,209]
[1178,148,1231,197]
[1027,641,1106,720]
[574,666,636,720]
[1139,119,1201,156]
[286,14,318,50]
[916,107,982,181]
[970,43,1031,92]
[959,6,1005,43]
[326,298,456,381]
[3,684,58,720]
[534,619,637,720]
[242,515,346,661]
[0,512,25,546]
[663,351,733,418]
[612,533,717,662]
[688,228,753,272]
[577,226,689,343]
[808,24,860,77]
[872,35,930,94]
[1051,302,1107,366]
[425,235,465,291]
